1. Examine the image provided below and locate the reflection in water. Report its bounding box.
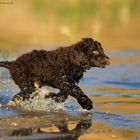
[10,117,92,140]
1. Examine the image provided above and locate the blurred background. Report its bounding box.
[0,0,140,55]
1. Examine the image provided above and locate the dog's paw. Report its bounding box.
[11,95,23,106]
[45,92,66,102]
[78,96,93,110]
[52,96,66,102]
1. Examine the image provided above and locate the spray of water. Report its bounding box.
[8,87,65,112]
[7,86,90,113]
[22,88,65,111]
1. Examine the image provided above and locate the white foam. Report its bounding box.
[20,87,64,112]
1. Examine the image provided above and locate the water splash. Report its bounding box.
[8,87,65,112]
[21,87,65,111]
[7,86,90,113]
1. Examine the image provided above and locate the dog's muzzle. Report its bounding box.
[104,57,110,65]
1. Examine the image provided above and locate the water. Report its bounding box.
[19,88,64,112]
[0,50,139,140]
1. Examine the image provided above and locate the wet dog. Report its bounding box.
[0,38,110,110]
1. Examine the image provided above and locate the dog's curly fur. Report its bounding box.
[0,38,110,110]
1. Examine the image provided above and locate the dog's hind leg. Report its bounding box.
[12,84,36,104]
[12,80,36,104]
[11,72,36,104]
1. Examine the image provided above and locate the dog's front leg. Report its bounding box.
[68,83,93,110]
[52,80,93,110]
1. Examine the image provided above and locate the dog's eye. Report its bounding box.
[93,50,99,55]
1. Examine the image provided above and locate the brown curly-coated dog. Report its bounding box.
[0,38,110,110]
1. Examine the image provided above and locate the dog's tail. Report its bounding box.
[0,61,13,69]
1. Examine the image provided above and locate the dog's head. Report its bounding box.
[75,38,110,69]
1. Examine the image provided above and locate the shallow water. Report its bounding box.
[0,50,140,140]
